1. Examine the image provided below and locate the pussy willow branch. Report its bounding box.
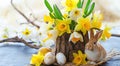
[0,36,40,49]
[0,34,119,49]
[111,34,120,37]
[11,0,40,29]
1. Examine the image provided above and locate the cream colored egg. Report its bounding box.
[56,52,66,65]
[44,52,55,65]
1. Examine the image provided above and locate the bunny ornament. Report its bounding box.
[85,29,106,62]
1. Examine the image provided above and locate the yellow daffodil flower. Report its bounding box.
[63,13,69,19]
[43,32,53,42]
[92,11,103,29]
[69,32,83,44]
[70,8,82,21]
[91,21,102,29]
[46,23,54,31]
[2,34,8,39]
[44,15,55,30]
[30,52,44,66]
[38,47,51,56]
[101,26,111,41]
[75,17,91,35]
[72,50,87,65]
[44,15,54,23]
[55,19,71,36]
[22,28,31,36]
[62,0,79,11]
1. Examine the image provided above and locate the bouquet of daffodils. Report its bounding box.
[30,0,111,66]
[43,0,111,42]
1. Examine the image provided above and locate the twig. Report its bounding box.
[0,36,40,49]
[11,0,40,29]
[112,34,120,37]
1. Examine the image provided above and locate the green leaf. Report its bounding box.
[44,0,53,12]
[77,0,81,8]
[80,0,84,8]
[83,0,95,18]
[53,13,58,19]
[84,0,91,14]
[86,2,95,16]
[49,13,56,19]
[83,14,86,18]
[70,20,77,30]
[49,27,54,30]
[53,5,63,20]
[77,0,84,8]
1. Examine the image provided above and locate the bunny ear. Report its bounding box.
[90,29,94,39]
[95,30,103,41]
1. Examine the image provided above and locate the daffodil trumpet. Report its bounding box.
[69,32,83,44]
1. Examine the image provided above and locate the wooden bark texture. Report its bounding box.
[55,32,89,62]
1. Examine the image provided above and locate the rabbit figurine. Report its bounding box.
[85,29,106,62]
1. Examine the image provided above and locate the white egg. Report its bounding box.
[56,52,66,65]
[44,52,55,65]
